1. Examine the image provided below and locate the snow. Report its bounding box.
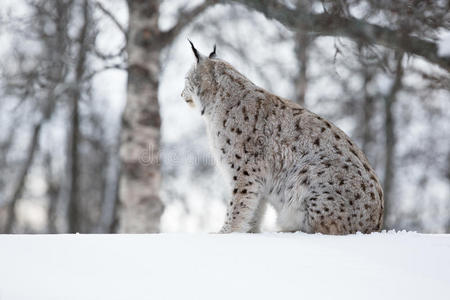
[0,232,449,300]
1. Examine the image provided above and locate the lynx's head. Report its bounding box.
[181,40,218,110]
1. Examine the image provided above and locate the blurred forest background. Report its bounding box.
[0,0,449,234]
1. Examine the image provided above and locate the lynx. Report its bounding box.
[181,42,384,234]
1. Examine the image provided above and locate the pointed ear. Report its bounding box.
[188,39,200,63]
[209,44,216,59]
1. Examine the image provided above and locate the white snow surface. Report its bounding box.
[0,232,449,300]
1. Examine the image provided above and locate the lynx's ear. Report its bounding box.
[188,39,202,63]
[209,44,216,59]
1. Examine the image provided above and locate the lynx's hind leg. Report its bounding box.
[248,199,267,233]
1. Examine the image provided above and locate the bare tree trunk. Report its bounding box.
[67,89,81,233]
[118,0,213,232]
[67,0,90,233]
[443,152,450,233]
[361,72,374,155]
[3,122,42,233]
[119,0,164,233]
[294,30,310,105]
[0,125,16,205]
[96,136,121,233]
[1,0,66,233]
[108,164,121,233]
[383,53,404,228]
[44,153,59,233]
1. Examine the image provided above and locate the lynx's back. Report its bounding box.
[182,44,384,234]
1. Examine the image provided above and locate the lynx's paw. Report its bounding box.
[218,225,232,234]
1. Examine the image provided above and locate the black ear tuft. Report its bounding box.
[188,39,200,63]
[209,44,216,59]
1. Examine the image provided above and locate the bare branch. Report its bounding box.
[83,63,127,81]
[95,1,127,38]
[224,0,450,72]
[94,44,126,61]
[160,0,217,47]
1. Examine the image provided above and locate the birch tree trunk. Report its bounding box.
[118,0,213,232]
[119,0,164,233]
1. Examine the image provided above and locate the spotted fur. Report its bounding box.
[182,45,384,234]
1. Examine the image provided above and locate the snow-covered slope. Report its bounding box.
[1,232,449,300]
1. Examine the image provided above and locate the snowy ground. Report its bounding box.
[0,232,449,300]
